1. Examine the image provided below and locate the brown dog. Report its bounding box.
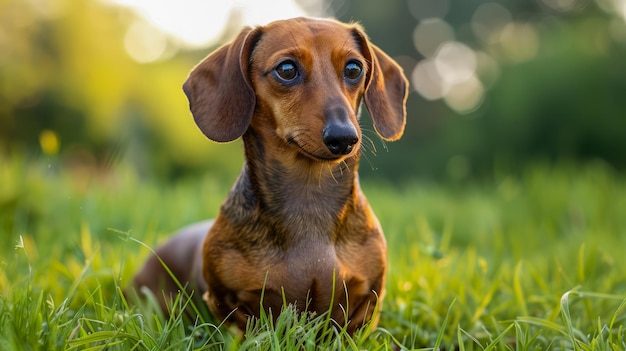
[130,17,408,335]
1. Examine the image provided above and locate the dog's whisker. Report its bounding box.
[337,161,344,176]
[328,164,339,185]
[360,150,378,171]
[360,142,375,158]
[317,163,325,188]
[359,126,381,154]
[359,126,377,134]
[361,134,378,156]
[339,160,352,178]
[380,140,388,152]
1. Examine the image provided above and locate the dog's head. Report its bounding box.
[183,17,408,162]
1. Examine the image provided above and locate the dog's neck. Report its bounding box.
[220,128,362,244]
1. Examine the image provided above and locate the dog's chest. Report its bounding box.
[276,241,346,306]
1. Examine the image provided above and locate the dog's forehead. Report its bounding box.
[255,18,361,57]
[266,17,355,37]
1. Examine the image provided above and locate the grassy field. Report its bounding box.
[1,154,625,350]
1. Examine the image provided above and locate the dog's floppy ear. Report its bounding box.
[183,27,262,142]
[353,27,408,142]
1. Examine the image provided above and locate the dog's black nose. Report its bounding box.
[323,123,359,155]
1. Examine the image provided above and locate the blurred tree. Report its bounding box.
[331,0,626,181]
[0,0,243,179]
[1,0,131,154]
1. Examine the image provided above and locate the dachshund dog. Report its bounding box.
[130,17,408,335]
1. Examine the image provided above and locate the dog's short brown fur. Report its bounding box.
[130,17,408,335]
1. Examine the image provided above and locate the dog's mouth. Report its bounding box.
[286,135,357,163]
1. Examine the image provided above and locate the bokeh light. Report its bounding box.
[434,42,477,87]
[443,75,485,114]
[474,51,500,90]
[412,58,446,100]
[497,22,540,63]
[539,0,591,11]
[413,18,455,57]
[123,20,171,63]
[407,0,450,20]
[471,2,512,45]
[411,1,544,112]
[412,41,485,113]
[39,130,60,156]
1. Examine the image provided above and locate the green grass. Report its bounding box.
[1,154,625,350]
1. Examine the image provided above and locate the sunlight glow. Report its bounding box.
[107,0,321,62]
[110,0,309,47]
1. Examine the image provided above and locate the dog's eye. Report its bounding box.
[344,61,363,81]
[275,60,299,82]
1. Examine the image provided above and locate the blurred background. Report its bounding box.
[1,0,625,182]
